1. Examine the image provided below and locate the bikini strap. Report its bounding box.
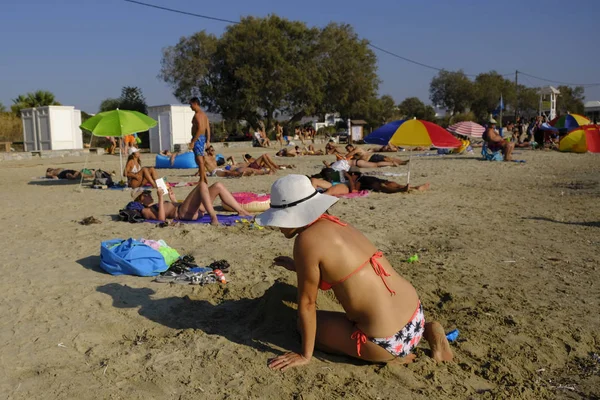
[308,214,348,227]
[350,329,367,357]
[370,251,396,296]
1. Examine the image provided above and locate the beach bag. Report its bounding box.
[100,238,169,276]
[94,169,114,187]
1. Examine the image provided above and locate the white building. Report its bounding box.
[314,113,344,131]
[21,106,83,151]
[584,100,600,123]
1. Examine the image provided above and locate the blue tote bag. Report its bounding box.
[100,238,169,276]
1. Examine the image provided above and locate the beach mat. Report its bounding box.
[145,214,253,226]
[337,190,369,199]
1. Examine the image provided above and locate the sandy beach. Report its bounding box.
[0,146,599,399]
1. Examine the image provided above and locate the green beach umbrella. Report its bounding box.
[80,109,157,137]
[80,109,157,182]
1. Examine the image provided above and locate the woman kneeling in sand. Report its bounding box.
[131,181,250,224]
[256,175,452,370]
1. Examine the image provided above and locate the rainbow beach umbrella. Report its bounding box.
[559,125,600,153]
[364,119,461,184]
[549,113,590,130]
[364,119,461,148]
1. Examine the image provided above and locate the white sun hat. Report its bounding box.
[256,175,339,228]
[128,147,140,155]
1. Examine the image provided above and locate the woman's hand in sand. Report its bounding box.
[272,256,295,271]
[268,352,310,371]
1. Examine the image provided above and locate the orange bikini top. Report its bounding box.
[310,215,396,295]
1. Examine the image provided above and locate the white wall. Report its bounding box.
[21,106,83,150]
[147,105,195,153]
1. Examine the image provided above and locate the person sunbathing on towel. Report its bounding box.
[46,168,94,180]
[368,143,399,152]
[204,146,268,177]
[243,153,294,171]
[255,175,452,371]
[276,147,299,157]
[131,183,251,223]
[311,167,429,195]
[483,118,514,161]
[343,144,409,167]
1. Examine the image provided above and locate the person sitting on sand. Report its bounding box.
[368,143,399,152]
[483,117,514,161]
[243,154,294,171]
[344,144,409,167]
[311,167,429,196]
[124,147,158,188]
[325,140,343,156]
[45,168,94,180]
[255,175,453,370]
[130,182,251,223]
[204,146,270,177]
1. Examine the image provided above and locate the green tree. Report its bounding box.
[0,102,6,113]
[363,95,399,127]
[429,70,473,114]
[159,31,219,106]
[316,23,379,120]
[159,16,380,128]
[470,71,515,120]
[516,86,539,118]
[99,98,121,112]
[556,85,585,115]
[119,86,147,114]
[98,87,148,114]
[397,97,436,121]
[11,90,61,116]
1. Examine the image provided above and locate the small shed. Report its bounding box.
[147,105,196,153]
[21,106,83,151]
[350,120,367,142]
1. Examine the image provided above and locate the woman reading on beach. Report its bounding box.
[256,175,452,371]
[131,181,250,224]
[124,148,158,188]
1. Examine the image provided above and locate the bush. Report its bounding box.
[0,113,23,142]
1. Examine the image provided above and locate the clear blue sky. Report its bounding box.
[2,0,599,113]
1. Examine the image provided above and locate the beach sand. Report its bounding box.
[0,146,599,399]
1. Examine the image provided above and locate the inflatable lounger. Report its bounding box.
[155,152,197,169]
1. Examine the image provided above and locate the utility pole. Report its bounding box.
[515,70,519,121]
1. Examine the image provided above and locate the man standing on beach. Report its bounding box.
[189,97,211,182]
[188,97,219,225]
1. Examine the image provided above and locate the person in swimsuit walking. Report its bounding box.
[256,175,453,371]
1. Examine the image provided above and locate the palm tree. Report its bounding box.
[0,102,6,113]
[11,90,61,116]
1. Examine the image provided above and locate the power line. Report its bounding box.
[518,71,600,87]
[123,0,239,24]
[123,0,598,86]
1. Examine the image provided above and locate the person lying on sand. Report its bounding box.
[276,147,299,157]
[343,144,409,167]
[311,167,429,195]
[130,182,250,224]
[45,168,94,180]
[368,143,399,152]
[300,144,324,155]
[243,153,294,170]
[483,118,514,161]
[255,175,453,371]
[204,146,270,177]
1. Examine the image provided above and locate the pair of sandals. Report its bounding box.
[154,256,230,285]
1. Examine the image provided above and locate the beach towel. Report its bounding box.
[145,214,253,226]
[337,190,370,199]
